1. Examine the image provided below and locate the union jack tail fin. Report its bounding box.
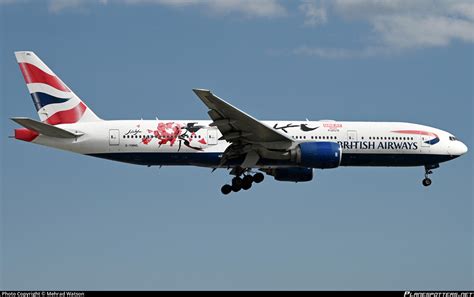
[15,51,101,125]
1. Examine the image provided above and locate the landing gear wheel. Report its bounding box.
[253,172,264,183]
[231,183,242,192]
[232,177,243,188]
[221,184,232,195]
[422,178,432,187]
[242,175,253,190]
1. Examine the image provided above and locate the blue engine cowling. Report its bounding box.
[272,167,313,182]
[296,142,342,168]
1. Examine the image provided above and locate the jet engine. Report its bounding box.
[290,141,342,168]
[266,167,314,182]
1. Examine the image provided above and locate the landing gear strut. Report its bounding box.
[422,164,439,187]
[221,171,265,195]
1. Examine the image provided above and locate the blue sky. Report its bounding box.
[1,0,473,290]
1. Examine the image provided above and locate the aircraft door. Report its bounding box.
[109,129,120,146]
[420,134,430,153]
[207,129,218,145]
[347,130,358,141]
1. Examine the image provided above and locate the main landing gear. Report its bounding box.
[422,164,439,187]
[221,172,265,195]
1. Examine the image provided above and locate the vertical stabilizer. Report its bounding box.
[15,51,101,125]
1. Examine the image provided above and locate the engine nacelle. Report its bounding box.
[292,142,342,169]
[270,167,313,182]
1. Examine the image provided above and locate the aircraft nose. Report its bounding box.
[447,141,468,156]
[459,142,468,155]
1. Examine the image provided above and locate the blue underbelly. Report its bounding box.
[87,152,457,167]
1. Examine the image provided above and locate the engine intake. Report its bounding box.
[292,142,342,169]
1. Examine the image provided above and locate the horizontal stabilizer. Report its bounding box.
[11,117,83,138]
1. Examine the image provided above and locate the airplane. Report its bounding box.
[11,51,468,195]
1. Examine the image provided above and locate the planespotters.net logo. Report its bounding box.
[1,293,84,297]
[405,292,474,297]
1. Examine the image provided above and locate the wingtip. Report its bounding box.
[192,88,211,94]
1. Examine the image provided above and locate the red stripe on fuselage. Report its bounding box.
[45,102,87,125]
[392,130,438,137]
[18,63,70,92]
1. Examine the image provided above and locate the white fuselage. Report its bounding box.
[27,119,467,168]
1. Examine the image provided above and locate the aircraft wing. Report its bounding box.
[193,89,293,167]
[193,89,292,145]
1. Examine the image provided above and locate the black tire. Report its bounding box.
[242,175,253,190]
[422,178,432,187]
[253,172,264,183]
[232,177,243,188]
[221,184,232,195]
[231,183,241,192]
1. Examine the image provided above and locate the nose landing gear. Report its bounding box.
[422,164,439,187]
[221,172,265,195]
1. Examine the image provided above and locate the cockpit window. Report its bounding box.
[449,136,457,141]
